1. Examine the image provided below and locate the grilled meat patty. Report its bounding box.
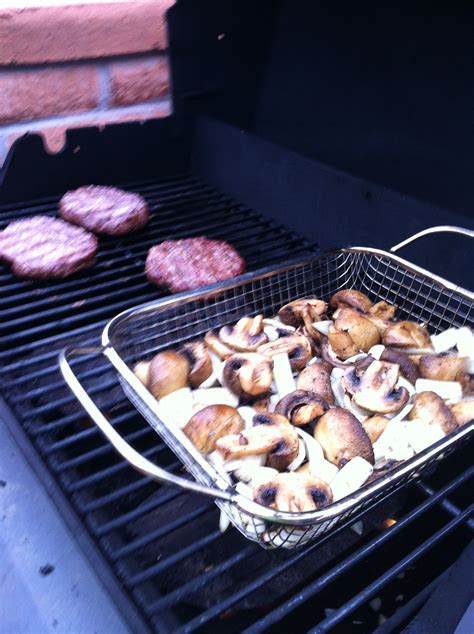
[59,185,148,236]
[0,216,98,279]
[145,237,245,292]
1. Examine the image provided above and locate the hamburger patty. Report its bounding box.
[59,185,148,236]
[0,216,98,279]
[145,237,245,292]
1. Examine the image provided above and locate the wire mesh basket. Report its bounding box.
[60,227,474,549]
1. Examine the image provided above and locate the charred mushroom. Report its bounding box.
[314,407,375,466]
[333,308,381,352]
[219,316,268,352]
[383,321,431,349]
[361,415,389,443]
[278,298,327,327]
[181,341,212,387]
[148,351,190,399]
[183,405,245,453]
[342,360,409,414]
[297,362,335,405]
[204,330,235,359]
[381,348,419,384]
[408,391,457,434]
[449,400,474,427]
[133,361,151,387]
[222,353,273,398]
[258,333,312,372]
[274,390,329,426]
[330,290,373,314]
[254,471,333,512]
[419,354,468,382]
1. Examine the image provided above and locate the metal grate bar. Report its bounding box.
[416,481,474,531]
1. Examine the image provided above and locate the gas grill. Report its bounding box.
[1,1,473,632]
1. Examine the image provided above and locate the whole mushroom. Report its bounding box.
[274,390,329,426]
[254,471,333,512]
[219,315,268,352]
[181,341,212,387]
[258,333,312,372]
[223,353,273,398]
[183,405,245,453]
[330,290,373,314]
[148,351,190,399]
[342,360,409,414]
[297,362,335,405]
[314,408,375,466]
[333,307,381,353]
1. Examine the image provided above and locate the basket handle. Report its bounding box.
[390,225,474,253]
[59,346,234,503]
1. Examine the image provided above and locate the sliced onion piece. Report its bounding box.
[312,320,332,336]
[386,401,413,423]
[273,352,296,399]
[262,317,296,332]
[329,457,373,501]
[343,393,372,421]
[397,375,416,397]
[343,352,368,364]
[368,344,385,360]
[295,428,339,482]
[225,455,267,482]
[405,418,445,453]
[263,325,280,342]
[156,387,193,429]
[415,379,463,401]
[286,439,306,471]
[192,387,239,411]
[330,369,346,407]
[237,406,257,428]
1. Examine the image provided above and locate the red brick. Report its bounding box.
[109,57,170,107]
[0,1,173,65]
[0,66,99,124]
[6,104,171,154]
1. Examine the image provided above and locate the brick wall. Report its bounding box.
[0,0,173,166]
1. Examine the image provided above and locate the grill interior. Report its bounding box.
[0,168,472,632]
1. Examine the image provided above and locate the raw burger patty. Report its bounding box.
[145,237,245,292]
[59,185,148,236]
[0,216,98,279]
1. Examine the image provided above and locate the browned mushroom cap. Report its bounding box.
[181,341,212,388]
[449,400,474,427]
[330,290,373,314]
[222,353,273,398]
[327,324,360,360]
[278,298,327,327]
[219,316,268,352]
[382,321,432,349]
[274,390,329,426]
[258,333,312,372]
[342,360,409,414]
[148,351,190,399]
[361,415,389,443]
[133,361,151,387]
[183,405,245,453]
[369,301,397,320]
[254,471,333,512]
[333,308,381,352]
[320,335,352,368]
[297,362,335,405]
[408,391,457,434]
[380,348,419,384]
[419,354,468,382]
[314,407,374,466]
[216,415,298,467]
[204,330,235,359]
[251,413,300,470]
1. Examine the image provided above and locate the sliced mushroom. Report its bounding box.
[183,404,245,453]
[328,324,360,360]
[274,390,329,426]
[253,471,333,512]
[314,408,374,466]
[380,348,419,384]
[383,321,432,349]
[133,360,151,387]
[222,353,273,398]
[258,333,312,372]
[361,415,389,443]
[219,316,268,352]
[369,301,397,320]
[449,400,474,427]
[297,362,335,405]
[181,341,212,388]
[329,456,374,501]
[321,336,351,368]
[278,298,327,327]
[419,354,468,382]
[333,308,381,352]
[342,360,409,414]
[148,350,190,399]
[330,290,373,314]
[408,391,457,435]
[204,330,235,359]
[251,413,301,471]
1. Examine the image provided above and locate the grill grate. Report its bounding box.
[0,173,472,632]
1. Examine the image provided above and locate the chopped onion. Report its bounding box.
[296,428,338,482]
[330,457,373,501]
[263,325,280,342]
[368,344,385,360]
[405,419,445,453]
[156,387,193,429]
[343,352,368,364]
[250,466,278,488]
[192,387,239,410]
[343,393,372,421]
[415,379,463,401]
[373,419,415,462]
[397,375,416,396]
[330,369,346,407]
[273,352,296,399]
[237,406,257,428]
[456,326,474,359]
[312,320,332,336]
[430,328,459,353]
[226,455,267,482]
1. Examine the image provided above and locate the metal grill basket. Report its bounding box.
[60,227,473,549]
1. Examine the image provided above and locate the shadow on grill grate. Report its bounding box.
[0,172,472,633]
